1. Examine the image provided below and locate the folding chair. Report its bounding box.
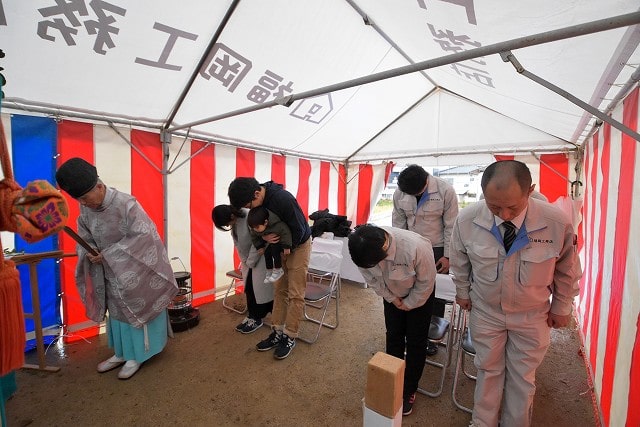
[417,274,458,398]
[222,269,247,314]
[299,237,343,344]
[452,309,476,414]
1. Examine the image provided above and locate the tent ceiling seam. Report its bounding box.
[345,87,438,162]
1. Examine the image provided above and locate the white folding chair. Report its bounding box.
[417,274,458,398]
[299,237,343,344]
[452,309,476,414]
[222,269,247,314]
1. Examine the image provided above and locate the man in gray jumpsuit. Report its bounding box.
[450,160,580,427]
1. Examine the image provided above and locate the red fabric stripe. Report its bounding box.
[57,120,99,341]
[235,148,255,178]
[582,134,599,337]
[494,155,515,161]
[131,130,164,241]
[384,162,395,189]
[602,88,638,425]
[190,141,215,306]
[627,313,640,426]
[589,123,611,372]
[318,161,330,210]
[296,159,311,219]
[271,154,286,186]
[539,153,568,202]
[337,164,346,216]
[356,164,373,225]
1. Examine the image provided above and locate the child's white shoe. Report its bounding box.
[270,268,284,282]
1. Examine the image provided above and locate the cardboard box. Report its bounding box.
[364,352,405,419]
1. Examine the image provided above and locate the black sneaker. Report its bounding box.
[402,393,415,416]
[256,330,282,351]
[273,333,296,359]
[235,317,250,332]
[426,341,439,356]
[240,318,263,334]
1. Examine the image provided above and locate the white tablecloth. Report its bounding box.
[435,274,456,302]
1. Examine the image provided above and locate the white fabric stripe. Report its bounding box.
[369,163,388,217]
[577,138,595,324]
[284,156,299,201]
[609,95,639,426]
[1,114,14,250]
[192,289,216,300]
[328,162,339,215]
[254,150,272,184]
[594,107,624,397]
[166,136,192,271]
[307,159,320,217]
[94,124,131,194]
[584,125,605,353]
[66,320,100,333]
[214,145,238,287]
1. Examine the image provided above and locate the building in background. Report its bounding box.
[434,165,485,203]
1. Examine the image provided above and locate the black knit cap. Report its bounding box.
[56,157,98,198]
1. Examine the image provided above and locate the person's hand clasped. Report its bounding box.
[393,297,410,311]
[262,233,280,244]
[456,297,472,311]
[87,252,103,264]
[436,256,450,274]
[547,312,571,328]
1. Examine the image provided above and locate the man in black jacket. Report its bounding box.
[229,178,312,359]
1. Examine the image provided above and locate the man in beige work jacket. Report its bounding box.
[450,160,581,427]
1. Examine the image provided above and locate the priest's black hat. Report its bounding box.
[56,157,98,198]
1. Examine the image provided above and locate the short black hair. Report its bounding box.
[397,164,429,195]
[348,224,388,268]
[212,204,244,231]
[481,160,532,193]
[247,206,269,228]
[228,177,261,209]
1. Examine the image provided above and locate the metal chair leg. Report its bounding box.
[222,271,247,314]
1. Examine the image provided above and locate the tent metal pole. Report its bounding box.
[584,65,640,142]
[501,51,640,143]
[162,134,170,250]
[350,147,573,163]
[167,11,640,133]
[570,23,640,143]
[108,123,163,173]
[344,0,438,87]
[163,0,241,129]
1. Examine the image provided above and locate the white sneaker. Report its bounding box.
[264,275,274,284]
[97,355,125,373]
[270,268,284,282]
[118,360,141,379]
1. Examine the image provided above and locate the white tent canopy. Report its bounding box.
[2,1,640,164]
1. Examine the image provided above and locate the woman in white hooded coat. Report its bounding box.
[213,205,274,333]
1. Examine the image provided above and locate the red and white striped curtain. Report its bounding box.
[3,114,397,340]
[578,87,640,427]
[493,153,571,203]
[345,162,394,227]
